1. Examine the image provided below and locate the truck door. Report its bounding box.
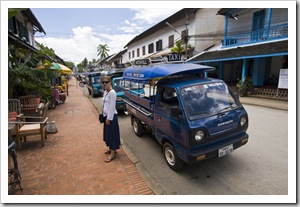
[154,86,187,147]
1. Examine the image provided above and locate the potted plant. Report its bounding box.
[236,77,253,97]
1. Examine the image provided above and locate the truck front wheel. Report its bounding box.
[163,142,184,171]
[132,117,144,137]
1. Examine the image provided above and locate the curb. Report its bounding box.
[81,86,167,195]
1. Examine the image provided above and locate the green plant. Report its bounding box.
[236,77,253,97]
[8,43,59,100]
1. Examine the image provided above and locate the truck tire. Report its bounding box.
[163,142,184,171]
[132,117,144,137]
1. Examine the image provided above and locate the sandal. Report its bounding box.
[104,156,115,163]
[104,150,117,154]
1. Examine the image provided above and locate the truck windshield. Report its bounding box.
[91,77,101,84]
[181,82,238,119]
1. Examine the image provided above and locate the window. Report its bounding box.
[8,17,17,34]
[137,48,140,57]
[148,43,154,53]
[168,35,174,48]
[132,50,135,58]
[142,46,145,55]
[156,39,162,52]
[128,51,131,59]
[158,87,179,113]
[8,17,29,42]
[181,29,188,43]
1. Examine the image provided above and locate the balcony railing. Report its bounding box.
[223,23,288,47]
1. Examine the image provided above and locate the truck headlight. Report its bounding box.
[195,130,205,142]
[240,116,248,127]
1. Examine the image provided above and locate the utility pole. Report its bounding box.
[166,20,189,60]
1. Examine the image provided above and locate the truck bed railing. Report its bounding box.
[124,99,152,117]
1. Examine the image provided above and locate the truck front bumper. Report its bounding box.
[185,133,249,165]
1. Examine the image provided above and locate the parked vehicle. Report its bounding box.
[79,79,87,87]
[106,65,144,111]
[122,56,249,171]
[86,71,103,97]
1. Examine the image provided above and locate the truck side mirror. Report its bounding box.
[171,106,182,119]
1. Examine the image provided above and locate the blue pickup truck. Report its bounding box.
[86,71,103,97]
[122,57,249,171]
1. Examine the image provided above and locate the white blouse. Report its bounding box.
[103,89,117,121]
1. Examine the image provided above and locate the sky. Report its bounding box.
[30,7,181,65]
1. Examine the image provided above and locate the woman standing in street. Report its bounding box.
[101,76,120,162]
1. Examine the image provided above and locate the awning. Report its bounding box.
[188,40,288,63]
[56,63,73,75]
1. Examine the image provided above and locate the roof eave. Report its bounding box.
[124,8,199,48]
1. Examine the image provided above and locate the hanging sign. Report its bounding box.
[135,59,150,66]
[277,69,288,89]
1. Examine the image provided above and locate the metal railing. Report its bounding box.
[223,23,288,47]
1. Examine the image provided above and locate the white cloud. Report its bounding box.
[118,20,144,33]
[35,8,182,65]
[131,8,180,24]
[98,33,136,54]
[36,26,104,64]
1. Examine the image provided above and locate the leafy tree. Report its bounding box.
[97,44,110,61]
[171,40,185,53]
[76,58,88,72]
[8,43,59,100]
[65,61,75,70]
[8,8,61,101]
[8,8,27,19]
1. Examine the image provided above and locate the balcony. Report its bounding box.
[223,23,288,47]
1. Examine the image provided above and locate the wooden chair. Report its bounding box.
[9,102,49,150]
[8,99,22,121]
[18,95,43,116]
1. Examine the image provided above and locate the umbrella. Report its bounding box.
[50,63,62,70]
[57,63,73,75]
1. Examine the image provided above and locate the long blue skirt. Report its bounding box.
[103,114,120,150]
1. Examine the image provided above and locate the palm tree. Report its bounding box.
[97,44,110,61]
[171,40,185,53]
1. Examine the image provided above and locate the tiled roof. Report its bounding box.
[188,40,288,63]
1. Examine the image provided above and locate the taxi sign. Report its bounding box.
[167,53,182,62]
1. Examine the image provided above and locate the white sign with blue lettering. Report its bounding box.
[278,69,288,89]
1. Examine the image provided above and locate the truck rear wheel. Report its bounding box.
[132,117,144,137]
[163,142,184,171]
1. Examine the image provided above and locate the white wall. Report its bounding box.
[124,13,196,62]
[193,8,225,55]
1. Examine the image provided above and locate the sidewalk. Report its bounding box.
[239,95,288,111]
[13,77,153,196]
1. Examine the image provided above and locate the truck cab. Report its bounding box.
[122,55,249,171]
[86,71,103,97]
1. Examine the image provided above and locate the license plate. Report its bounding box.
[218,144,233,157]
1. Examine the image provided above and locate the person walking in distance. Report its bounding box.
[101,76,120,162]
